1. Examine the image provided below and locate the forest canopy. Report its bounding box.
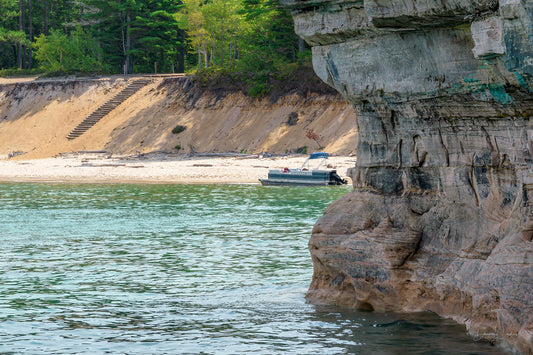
[0,0,308,77]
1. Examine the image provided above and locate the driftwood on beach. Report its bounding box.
[191,153,258,158]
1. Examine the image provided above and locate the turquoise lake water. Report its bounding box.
[0,183,505,354]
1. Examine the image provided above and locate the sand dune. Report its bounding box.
[0,75,357,160]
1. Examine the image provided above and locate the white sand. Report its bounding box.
[0,153,356,184]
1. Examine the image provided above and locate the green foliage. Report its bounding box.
[0,28,28,46]
[178,0,246,70]
[132,2,183,73]
[179,0,309,73]
[33,27,107,74]
[0,0,28,69]
[298,146,307,155]
[0,0,18,20]
[172,125,186,134]
[176,0,316,97]
[0,67,42,77]
[194,66,244,92]
[0,0,87,70]
[246,76,271,98]
[84,0,183,74]
[193,61,335,99]
[175,144,182,150]
[0,0,309,78]
[194,66,271,97]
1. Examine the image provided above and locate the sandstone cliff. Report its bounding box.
[282,0,533,353]
[0,76,355,159]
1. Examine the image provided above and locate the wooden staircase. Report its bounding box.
[67,78,151,140]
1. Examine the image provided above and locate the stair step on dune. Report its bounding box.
[66,78,151,140]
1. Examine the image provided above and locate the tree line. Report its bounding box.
[0,0,305,75]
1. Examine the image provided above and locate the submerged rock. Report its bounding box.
[282,0,533,352]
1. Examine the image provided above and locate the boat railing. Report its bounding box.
[301,152,329,171]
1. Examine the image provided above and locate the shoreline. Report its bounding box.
[0,153,356,185]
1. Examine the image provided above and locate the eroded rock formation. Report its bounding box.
[281,0,533,352]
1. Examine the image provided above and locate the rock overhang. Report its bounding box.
[283,0,533,105]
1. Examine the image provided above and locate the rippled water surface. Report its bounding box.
[0,183,504,354]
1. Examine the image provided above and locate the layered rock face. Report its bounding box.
[282,0,533,352]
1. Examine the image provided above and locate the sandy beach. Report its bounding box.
[0,152,356,184]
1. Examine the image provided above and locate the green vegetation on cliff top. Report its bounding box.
[0,0,312,97]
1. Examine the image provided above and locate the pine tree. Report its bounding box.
[132,0,182,73]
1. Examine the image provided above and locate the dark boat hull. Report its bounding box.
[259,169,347,186]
